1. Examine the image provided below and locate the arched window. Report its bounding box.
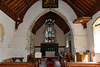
[66,37,69,48]
[93,18,100,53]
[45,26,56,43]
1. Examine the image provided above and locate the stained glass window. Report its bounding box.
[45,26,55,43]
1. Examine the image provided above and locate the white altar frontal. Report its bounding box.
[46,51,55,57]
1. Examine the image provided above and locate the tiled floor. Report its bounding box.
[40,60,61,67]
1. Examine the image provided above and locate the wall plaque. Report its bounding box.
[0,24,5,43]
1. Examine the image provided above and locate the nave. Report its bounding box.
[1,0,100,66]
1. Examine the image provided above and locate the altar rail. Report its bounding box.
[61,62,100,67]
[0,62,39,67]
[34,46,65,48]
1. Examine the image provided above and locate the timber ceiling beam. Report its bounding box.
[62,0,99,29]
[62,0,87,18]
[87,0,100,16]
[75,0,88,12]
[0,0,17,21]
[0,0,39,30]
[0,0,100,30]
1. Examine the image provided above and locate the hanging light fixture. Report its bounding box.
[45,18,55,25]
[45,12,56,25]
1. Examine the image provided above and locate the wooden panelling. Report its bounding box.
[76,52,90,62]
[73,17,92,28]
[61,62,100,67]
[73,17,92,24]
[62,0,98,17]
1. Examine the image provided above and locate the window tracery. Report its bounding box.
[45,26,55,42]
[44,18,56,43]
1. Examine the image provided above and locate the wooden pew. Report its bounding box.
[63,53,75,62]
[0,62,40,67]
[61,62,100,67]
[76,52,90,62]
[0,62,41,67]
[0,63,35,67]
[1,55,40,67]
[2,57,40,67]
[3,58,12,62]
[1,61,40,67]
[3,57,24,62]
[27,53,40,67]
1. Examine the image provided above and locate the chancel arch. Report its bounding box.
[26,10,75,56]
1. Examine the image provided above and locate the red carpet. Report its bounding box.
[47,58,52,61]
[47,64,54,67]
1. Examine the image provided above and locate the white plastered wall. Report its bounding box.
[74,24,88,52]
[0,10,15,62]
[87,11,100,62]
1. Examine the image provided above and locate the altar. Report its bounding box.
[41,43,58,56]
[46,51,55,57]
[41,51,58,61]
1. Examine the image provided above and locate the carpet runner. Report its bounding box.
[47,64,54,67]
[41,57,60,67]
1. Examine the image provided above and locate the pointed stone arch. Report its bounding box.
[26,9,75,54]
[30,9,73,31]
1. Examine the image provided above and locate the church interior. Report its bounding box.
[0,0,100,67]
